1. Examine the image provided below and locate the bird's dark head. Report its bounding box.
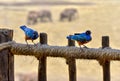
[85,30,91,35]
[32,31,39,39]
[20,25,27,30]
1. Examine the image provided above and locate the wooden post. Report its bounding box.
[67,39,76,81]
[0,29,14,81]
[102,36,110,81]
[38,33,47,81]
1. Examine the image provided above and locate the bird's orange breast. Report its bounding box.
[25,35,32,40]
[77,41,89,46]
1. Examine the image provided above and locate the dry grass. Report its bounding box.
[0,1,120,81]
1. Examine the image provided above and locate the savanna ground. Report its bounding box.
[1,0,120,81]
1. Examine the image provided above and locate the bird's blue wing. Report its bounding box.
[20,25,35,38]
[69,33,86,41]
[67,32,92,42]
[67,33,86,41]
[24,28,35,38]
[20,25,38,40]
[78,35,92,42]
[74,35,86,42]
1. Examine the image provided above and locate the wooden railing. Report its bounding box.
[1,29,120,81]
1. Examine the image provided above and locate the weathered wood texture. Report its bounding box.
[0,41,14,51]
[38,33,47,81]
[8,43,120,60]
[67,39,76,81]
[1,41,120,61]
[102,36,110,81]
[0,29,14,81]
[0,30,119,81]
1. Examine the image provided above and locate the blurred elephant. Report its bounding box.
[27,11,38,25]
[37,10,52,22]
[60,8,78,21]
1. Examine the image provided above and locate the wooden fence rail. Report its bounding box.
[1,29,120,81]
[1,42,120,61]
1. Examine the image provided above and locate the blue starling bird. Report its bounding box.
[67,30,92,48]
[20,25,39,45]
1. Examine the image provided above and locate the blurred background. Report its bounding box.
[0,0,120,81]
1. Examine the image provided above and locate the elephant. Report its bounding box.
[37,10,52,22]
[60,8,78,21]
[27,11,38,25]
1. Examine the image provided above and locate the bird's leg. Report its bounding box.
[32,40,36,45]
[25,39,29,46]
[77,41,83,49]
[25,35,29,46]
[79,45,84,52]
[25,39,31,48]
[79,45,82,48]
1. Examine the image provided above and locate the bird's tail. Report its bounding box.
[66,35,73,40]
[20,25,27,31]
